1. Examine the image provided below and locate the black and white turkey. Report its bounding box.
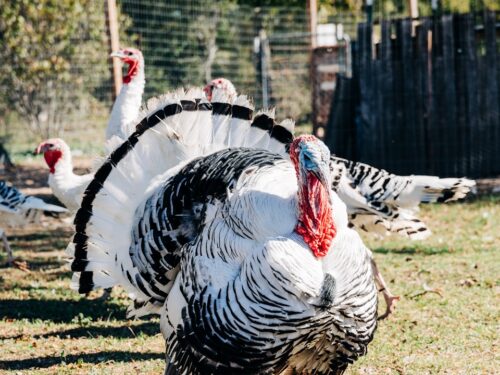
[68,90,379,374]
[331,158,475,240]
[202,78,477,317]
[0,181,67,263]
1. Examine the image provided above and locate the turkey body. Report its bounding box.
[156,152,377,375]
[68,94,378,374]
[48,165,93,213]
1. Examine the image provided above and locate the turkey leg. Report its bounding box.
[371,258,400,320]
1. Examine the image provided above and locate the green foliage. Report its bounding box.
[0,0,108,138]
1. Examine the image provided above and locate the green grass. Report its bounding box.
[0,196,498,374]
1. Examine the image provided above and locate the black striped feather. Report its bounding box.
[0,181,25,212]
[329,156,474,239]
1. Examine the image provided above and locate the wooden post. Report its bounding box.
[408,0,419,19]
[307,0,317,48]
[307,0,318,136]
[106,0,122,99]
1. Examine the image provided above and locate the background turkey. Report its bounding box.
[106,47,146,152]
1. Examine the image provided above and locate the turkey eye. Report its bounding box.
[127,51,133,56]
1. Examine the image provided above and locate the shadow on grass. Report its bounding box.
[0,350,164,370]
[9,230,71,243]
[0,298,127,323]
[373,246,453,256]
[3,321,159,340]
[0,258,65,272]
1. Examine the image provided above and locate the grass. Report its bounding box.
[0,195,498,374]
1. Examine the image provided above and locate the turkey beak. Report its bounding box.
[35,143,47,155]
[110,51,125,59]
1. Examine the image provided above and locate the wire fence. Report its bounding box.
[1,1,325,153]
[1,1,498,179]
[120,1,314,119]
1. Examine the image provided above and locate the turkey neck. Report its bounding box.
[295,172,336,258]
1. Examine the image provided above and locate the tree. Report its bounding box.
[0,0,108,138]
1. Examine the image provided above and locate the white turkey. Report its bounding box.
[106,47,145,151]
[203,77,237,102]
[0,180,67,263]
[67,90,378,374]
[36,47,146,211]
[35,138,93,213]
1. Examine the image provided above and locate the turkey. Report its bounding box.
[68,90,378,374]
[0,180,67,263]
[35,138,93,213]
[106,47,145,151]
[203,77,237,102]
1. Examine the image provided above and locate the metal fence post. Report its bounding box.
[259,30,270,108]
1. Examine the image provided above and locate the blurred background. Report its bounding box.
[0,0,498,178]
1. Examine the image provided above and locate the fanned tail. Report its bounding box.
[66,88,295,316]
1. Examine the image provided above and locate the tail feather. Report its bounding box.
[227,95,254,147]
[401,176,476,205]
[244,111,275,149]
[67,88,296,315]
[268,119,295,155]
[22,196,68,213]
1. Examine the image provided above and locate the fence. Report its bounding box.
[326,11,500,178]
[0,1,314,155]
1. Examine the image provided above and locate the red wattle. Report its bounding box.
[44,150,62,174]
[123,60,139,84]
[295,173,336,258]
